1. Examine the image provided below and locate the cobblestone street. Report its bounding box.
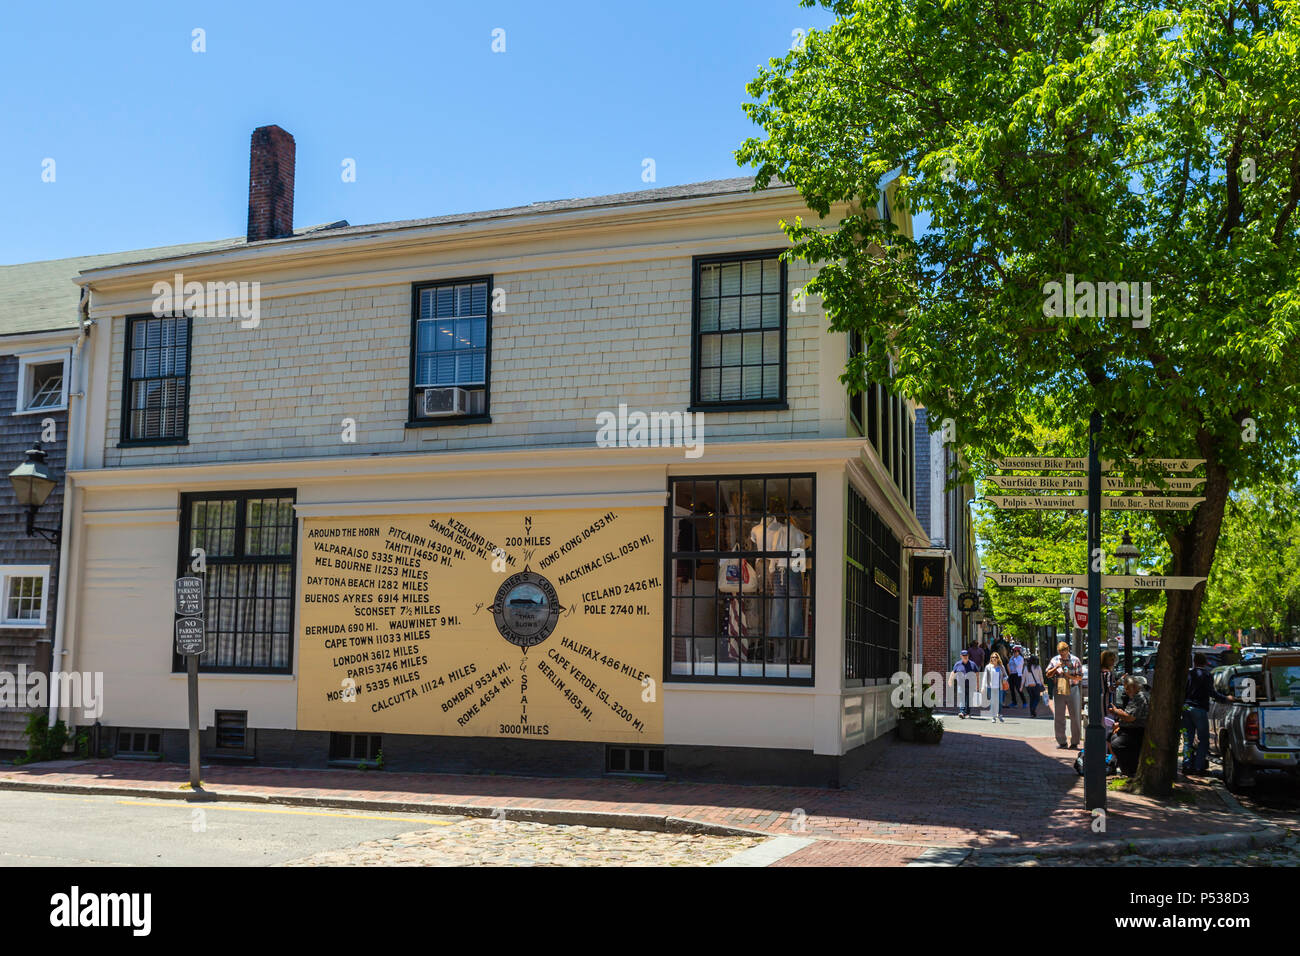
[280,816,765,866]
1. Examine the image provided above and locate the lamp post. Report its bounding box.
[8,442,61,542]
[1115,532,1140,674]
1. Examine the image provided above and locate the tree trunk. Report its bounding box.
[1131,449,1230,797]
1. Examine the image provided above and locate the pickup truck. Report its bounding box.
[1209,651,1300,793]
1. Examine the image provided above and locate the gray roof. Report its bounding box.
[0,177,770,336]
[0,238,240,337]
[78,178,770,275]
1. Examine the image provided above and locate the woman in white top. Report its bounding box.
[982,652,1007,722]
[1022,655,1047,718]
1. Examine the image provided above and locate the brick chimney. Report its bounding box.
[246,125,295,242]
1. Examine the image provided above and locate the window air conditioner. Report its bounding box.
[422,386,469,417]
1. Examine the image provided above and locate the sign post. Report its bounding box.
[175,576,205,791]
[1085,413,1106,812]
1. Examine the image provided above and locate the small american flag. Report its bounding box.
[724,596,749,660]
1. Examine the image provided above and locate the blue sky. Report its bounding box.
[0,0,836,264]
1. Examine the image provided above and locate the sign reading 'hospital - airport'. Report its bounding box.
[987,572,1207,590]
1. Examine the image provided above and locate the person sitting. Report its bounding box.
[1107,675,1150,776]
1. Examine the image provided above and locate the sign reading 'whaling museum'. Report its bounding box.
[296,508,663,744]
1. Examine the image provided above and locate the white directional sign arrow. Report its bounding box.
[987,573,1088,588]
[986,475,1087,491]
[1102,575,1208,590]
[987,495,1087,510]
[1102,497,1205,512]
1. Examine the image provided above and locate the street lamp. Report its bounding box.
[8,442,61,543]
[1115,532,1140,674]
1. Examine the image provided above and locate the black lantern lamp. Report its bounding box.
[1114,531,1141,674]
[8,442,61,543]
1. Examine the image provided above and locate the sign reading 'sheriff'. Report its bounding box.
[295,508,663,744]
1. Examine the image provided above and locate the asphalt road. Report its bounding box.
[0,790,454,867]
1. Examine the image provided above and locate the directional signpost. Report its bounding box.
[175,574,205,791]
[984,449,1209,812]
[987,572,1207,591]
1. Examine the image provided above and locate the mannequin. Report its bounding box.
[750,511,807,642]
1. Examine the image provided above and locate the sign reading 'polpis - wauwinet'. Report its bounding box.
[295,508,664,744]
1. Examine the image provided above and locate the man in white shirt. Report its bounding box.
[1046,642,1084,749]
[1006,646,1026,709]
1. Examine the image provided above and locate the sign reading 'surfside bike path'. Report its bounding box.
[296,508,663,744]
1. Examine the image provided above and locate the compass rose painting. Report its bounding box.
[295,508,663,744]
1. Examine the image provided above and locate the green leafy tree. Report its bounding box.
[739,0,1300,795]
[1198,486,1300,642]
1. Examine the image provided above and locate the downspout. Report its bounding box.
[47,288,93,727]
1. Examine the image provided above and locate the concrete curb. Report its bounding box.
[0,778,759,838]
[967,825,1288,862]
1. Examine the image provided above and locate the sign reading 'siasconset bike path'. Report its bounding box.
[296,508,663,744]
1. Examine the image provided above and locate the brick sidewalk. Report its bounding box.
[0,730,1254,865]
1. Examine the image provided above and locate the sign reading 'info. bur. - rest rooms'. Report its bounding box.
[295,508,664,744]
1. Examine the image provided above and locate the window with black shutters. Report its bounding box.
[176,491,296,674]
[122,314,191,444]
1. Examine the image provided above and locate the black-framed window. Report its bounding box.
[845,485,901,682]
[175,490,296,674]
[122,314,191,444]
[848,330,868,434]
[691,252,786,408]
[408,276,492,426]
[667,474,813,684]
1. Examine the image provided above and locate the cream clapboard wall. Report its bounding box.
[101,254,834,468]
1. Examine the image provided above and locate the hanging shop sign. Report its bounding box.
[296,508,663,745]
[911,555,946,596]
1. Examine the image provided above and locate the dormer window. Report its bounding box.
[15,352,69,413]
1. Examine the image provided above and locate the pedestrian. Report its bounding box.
[1007,645,1026,708]
[982,652,1008,723]
[968,639,985,670]
[1100,650,1118,713]
[1182,652,1233,775]
[1022,654,1046,717]
[1046,641,1083,749]
[950,649,980,718]
[1108,675,1151,776]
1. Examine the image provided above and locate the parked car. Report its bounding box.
[1209,652,1300,792]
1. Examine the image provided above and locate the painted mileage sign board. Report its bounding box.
[296,508,663,745]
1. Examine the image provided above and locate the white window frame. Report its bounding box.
[0,565,51,628]
[14,349,70,415]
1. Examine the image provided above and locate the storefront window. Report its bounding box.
[845,485,901,682]
[667,475,813,682]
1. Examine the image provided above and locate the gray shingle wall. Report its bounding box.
[0,355,67,751]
